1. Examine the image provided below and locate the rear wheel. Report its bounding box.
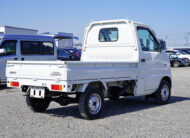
[26,96,51,112]
[155,80,171,104]
[185,58,190,66]
[0,84,6,90]
[79,87,104,120]
[173,61,180,68]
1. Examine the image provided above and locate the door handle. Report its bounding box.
[141,59,146,62]
[21,57,25,61]
[14,58,18,60]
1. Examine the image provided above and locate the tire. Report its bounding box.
[173,61,180,68]
[0,84,6,90]
[108,87,120,100]
[79,87,104,120]
[26,96,51,112]
[145,95,149,101]
[155,80,171,104]
[185,58,190,66]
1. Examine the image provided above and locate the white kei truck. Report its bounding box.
[6,19,172,119]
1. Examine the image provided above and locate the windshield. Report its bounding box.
[168,53,178,58]
[66,49,74,54]
[57,49,71,58]
[178,50,188,55]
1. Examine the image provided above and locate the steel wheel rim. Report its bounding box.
[161,85,169,101]
[88,93,102,114]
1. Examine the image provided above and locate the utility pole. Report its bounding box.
[186,32,190,47]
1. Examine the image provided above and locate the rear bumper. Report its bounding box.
[7,78,73,93]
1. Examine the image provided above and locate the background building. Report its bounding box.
[0,26,38,35]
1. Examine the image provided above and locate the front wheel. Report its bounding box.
[79,87,104,120]
[26,96,51,112]
[155,80,171,104]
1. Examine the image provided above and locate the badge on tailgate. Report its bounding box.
[30,87,45,99]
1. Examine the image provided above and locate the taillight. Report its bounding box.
[10,81,19,87]
[76,52,79,57]
[51,84,62,91]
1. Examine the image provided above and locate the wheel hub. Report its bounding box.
[88,94,102,114]
[161,85,169,101]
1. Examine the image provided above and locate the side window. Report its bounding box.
[0,40,17,56]
[137,28,159,52]
[21,41,41,55]
[99,28,118,42]
[170,54,178,58]
[21,41,54,55]
[41,42,54,55]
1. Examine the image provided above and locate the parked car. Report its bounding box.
[0,34,57,85]
[7,19,172,120]
[166,52,188,67]
[57,48,81,61]
[174,48,190,54]
[166,50,190,66]
[0,33,78,85]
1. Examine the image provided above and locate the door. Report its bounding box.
[0,40,18,81]
[137,27,164,93]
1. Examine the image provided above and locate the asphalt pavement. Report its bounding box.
[0,68,190,138]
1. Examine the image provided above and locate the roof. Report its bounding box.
[0,34,54,41]
[0,33,79,41]
[44,33,79,40]
[0,26,38,32]
[168,47,190,49]
[88,19,147,27]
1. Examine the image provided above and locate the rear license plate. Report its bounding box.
[30,87,45,99]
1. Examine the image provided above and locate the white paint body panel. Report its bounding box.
[177,53,190,60]
[82,21,138,62]
[7,61,138,93]
[6,19,171,96]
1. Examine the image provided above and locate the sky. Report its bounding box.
[1,0,190,47]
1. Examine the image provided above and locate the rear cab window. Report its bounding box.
[99,28,118,42]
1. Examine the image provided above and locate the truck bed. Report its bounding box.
[6,61,138,92]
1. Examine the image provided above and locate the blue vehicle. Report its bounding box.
[57,48,81,61]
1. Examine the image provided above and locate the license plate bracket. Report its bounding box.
[30,87,45,99]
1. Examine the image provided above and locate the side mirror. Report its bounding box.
[0,48,6,54]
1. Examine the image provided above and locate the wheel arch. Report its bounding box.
[161,76,172,88]
[76,81,107,93]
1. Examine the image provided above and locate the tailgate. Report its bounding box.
[6,61,68,80]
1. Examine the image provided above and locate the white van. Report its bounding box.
[0,34,57,84]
